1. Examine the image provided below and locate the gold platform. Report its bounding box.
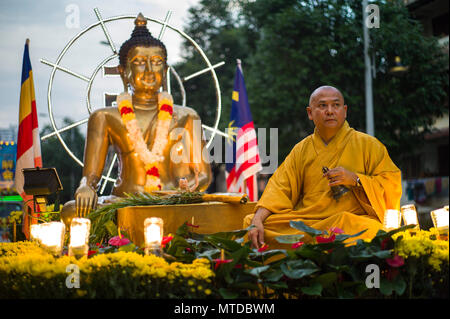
[117,201,257,247]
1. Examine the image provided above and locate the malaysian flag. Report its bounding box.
[225,60,262,201]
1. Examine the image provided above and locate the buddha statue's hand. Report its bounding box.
[75,178,98,218]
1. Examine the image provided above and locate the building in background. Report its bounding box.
[401,0,449,225]
[0,125,17,190]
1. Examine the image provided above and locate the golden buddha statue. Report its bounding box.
[61,14,212,227]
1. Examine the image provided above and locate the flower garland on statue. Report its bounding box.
[117,91,173,192]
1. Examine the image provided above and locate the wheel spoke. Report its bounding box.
[183,61,225,81]
[94,8,117,54]
[41,118,88,141]
[158,10,173,40]
[40,59,90,82]
[100,154,118,195]
[202,124,228,138]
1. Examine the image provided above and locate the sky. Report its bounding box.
[0,0,200,132]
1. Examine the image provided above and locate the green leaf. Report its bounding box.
[289,220,324,237]
[380,278,394,296]
[209,225,255,240]
[104,220,118,237]
[295,245,322,261]
[280,259,320,279]
[301,282,322,296]
[118,243,135,252]
[275,234,304,244]
[219,288,239,299]
[393,275,407,296]
[246,265,270,277]
[313,272,338,288]
[263,269,284,282]
[334,229,367,242]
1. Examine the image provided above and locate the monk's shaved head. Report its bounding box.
[309,86,344,106]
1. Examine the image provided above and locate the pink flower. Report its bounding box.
[213,259,233,270]
[316,234,336,244]
[161,236,173,248]
[386,255,404,268]
[258,243,269,252]
[108,236,130,247]
[329,227,344,234]
[291,241,304,249]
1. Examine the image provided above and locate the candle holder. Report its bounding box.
[384,209,401,231]
[401,204,419,228]
[39,221,66,256]
[144,217,164,256]
[69,218,91,258]
[430,208,449,239]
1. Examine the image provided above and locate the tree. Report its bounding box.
[40,118,85,204]
[177,0,448,170]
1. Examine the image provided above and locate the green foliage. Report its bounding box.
[88,191,205,244]
[176,0,448,168]
[40,118,84,204]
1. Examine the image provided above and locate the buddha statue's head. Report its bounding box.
[118,13,168,100]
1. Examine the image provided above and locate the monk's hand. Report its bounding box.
[323,166,358,187]
[248,220,265,249]
[75,184,98,218]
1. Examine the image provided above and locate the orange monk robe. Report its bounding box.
[244,121,402,247]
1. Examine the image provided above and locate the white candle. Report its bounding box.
[384,209,400,230]
[431,208,449,230]
[39,222,65,255]
[144,217,164,255]
[69,218,91,258]
[401,204,418,226]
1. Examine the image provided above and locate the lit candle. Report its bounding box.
[69,218,91,258]
[431,208,449,232]
[30,224,42,244]
[39,222,66,256]
[144,217,164,255]
[384,209,401,230]
[401,204,419,227]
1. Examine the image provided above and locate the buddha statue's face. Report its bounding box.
[120,45,167,100]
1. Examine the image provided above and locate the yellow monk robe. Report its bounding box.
[244,121,402,247]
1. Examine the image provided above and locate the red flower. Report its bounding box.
[386,255,404,268]
[381,238,390,250]
[234,264,243,269]
[291,241,304,249]
[120,106,133,116]
[146,166,159,177]
[160,104,173,115]
[185,247,192,252]
[329,227,344,234]
[88,250,97,257]
[316,234,336,244]
[386,268,399,281]
[258,243,269,252]
[161,235,173,248]
[108,236,131,247]
[213,259,233,270]
[186,223,199,228]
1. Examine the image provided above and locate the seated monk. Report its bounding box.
[245,85,402,249]
[61,14,212,227]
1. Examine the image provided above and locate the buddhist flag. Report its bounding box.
[14,39,42,239]
[225,60,262,201]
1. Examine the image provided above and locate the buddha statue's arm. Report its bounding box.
[169,112,212,192]
[75,110,110,216]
